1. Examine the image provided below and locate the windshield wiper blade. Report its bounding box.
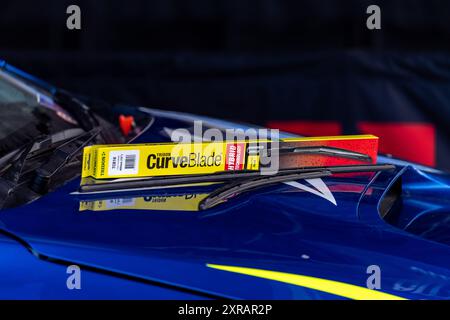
[198,164,395,210]
[198,170,332,210]
[278,146,372,162]
[78,164,395,195]
[30,128,101,193]
[0,128,86,172]
[0,128,101,205]
[0,128,99,208]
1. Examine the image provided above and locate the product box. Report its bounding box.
[81,135,378,179]
[82,141,261,179]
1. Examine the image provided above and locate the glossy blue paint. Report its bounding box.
[1,63,450,299]
[0,233,204,299]
[1,158,450,299]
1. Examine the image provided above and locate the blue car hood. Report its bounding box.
[1,110,450,299]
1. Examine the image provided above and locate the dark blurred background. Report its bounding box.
[2,0,450,169]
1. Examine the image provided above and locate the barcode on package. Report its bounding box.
[106,198,136,209]
[108,150,140,176]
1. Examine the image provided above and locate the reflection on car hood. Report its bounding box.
[0,163,450,299]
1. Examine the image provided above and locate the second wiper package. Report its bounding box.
[81,135,378,180]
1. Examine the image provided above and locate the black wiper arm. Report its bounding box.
[198,164,395,210]
[199,170,332,210]
[78,164,395,195]
[0,128,89,177]
[0,136,47,185]
[0,128,100,208]
[30,128,101,193]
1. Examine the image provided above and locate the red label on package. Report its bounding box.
[225,143,245,170]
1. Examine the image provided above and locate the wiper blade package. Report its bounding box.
[82,141,261,179]
[81,135,378,179]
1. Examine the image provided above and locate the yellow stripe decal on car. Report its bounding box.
[207,264,407,300]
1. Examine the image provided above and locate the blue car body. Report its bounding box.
[1,62,450,300]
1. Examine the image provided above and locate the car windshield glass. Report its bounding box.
[0,70,79,157]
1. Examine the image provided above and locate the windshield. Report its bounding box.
[0,70,78,156]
